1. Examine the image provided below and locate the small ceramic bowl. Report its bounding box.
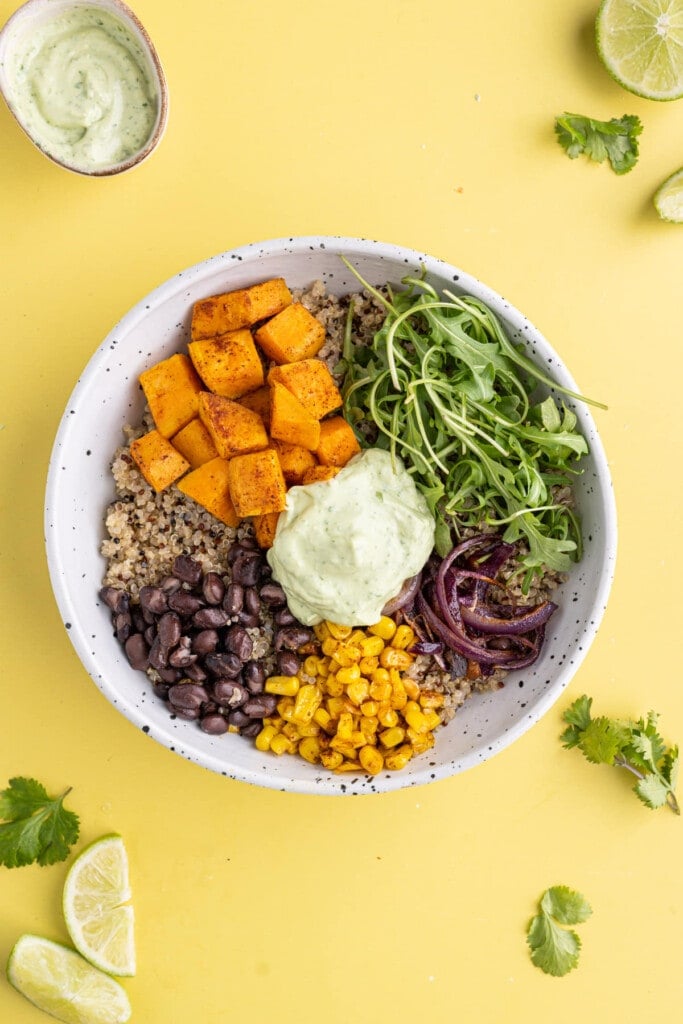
[44,237,618,795]
[0,0,168,176]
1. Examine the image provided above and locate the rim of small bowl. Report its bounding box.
[0,0,168,176]
[44,236,618,795]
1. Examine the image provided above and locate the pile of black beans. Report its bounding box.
[99,541,313,737]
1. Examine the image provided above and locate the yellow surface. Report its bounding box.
[1,1,682,1021]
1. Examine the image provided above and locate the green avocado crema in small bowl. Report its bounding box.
[0,0,168,174]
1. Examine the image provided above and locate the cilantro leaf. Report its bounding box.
[527,886,591,977]
[0,778,79,868]
[554,112,642,174]
[561,696,680,815]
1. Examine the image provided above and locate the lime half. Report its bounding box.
[596,0,683,100]
[7,935,131,1024]
[654,166,683,219]
[63,835,135,977]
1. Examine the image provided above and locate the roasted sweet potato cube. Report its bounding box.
[227,449,287,517]
[191,278,292,340]
[139,354,203,438]
[238,385,272,430]
[188,329,264,399]
[130,429,190,492]
[171,418,218,469]
[301,465,341,484]
[176,458,239,526]
[253,511,280,549]
[271,440,317,485]
[315,416,361,467]
[254,302,325,364]
[198,392,268,460]
[269,382,321,451]
[267,359,342,420]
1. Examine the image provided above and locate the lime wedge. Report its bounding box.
[63,834,135,977]
[596,0,683,100]
[654,166,683,219]
[7,934,131,1024]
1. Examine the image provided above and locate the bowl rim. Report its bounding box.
[0,0,169,176]
[44,235,618,794]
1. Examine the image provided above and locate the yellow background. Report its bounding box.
[1,0,682,1020]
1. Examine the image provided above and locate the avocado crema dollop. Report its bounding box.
[267,448,435,627]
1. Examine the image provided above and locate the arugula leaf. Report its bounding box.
[527,886,592,976]
[0,778,80,867]
[561,696,680,814]
[341,261,605,585]
[554,112,642,174]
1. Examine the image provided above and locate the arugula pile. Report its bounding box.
[341,261,605,589]
[0,778,80,868]
[561,695,680,814]
[554,112,642,174]
[527,885,592,977]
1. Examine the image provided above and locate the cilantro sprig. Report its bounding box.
[554,112,642,174]
[561,695,680,814]
[527,885,592,977]
[0,778,80,867]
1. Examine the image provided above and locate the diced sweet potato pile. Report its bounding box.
[130,278,361,546]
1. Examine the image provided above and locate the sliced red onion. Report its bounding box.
[382,571,422,616]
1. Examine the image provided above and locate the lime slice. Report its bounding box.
[654,166,683,219]
[6,934,131,1024]
[596,0,683,100]
[63,834,135,977]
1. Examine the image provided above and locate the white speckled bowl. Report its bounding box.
[45,237,617,794]
[0,0,168,176]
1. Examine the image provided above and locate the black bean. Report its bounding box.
[124,633,149,670]
[157,666,181,683]
[237,611,259,628]
[242,694,277,718]
[204,652,242,678]
[100,586,130,614]
[139,586,168,615]
[169,644,196,669]
[241,722,262,738]
[231,551,262,587]
[259,583,286,607]
[149,637,169,671]
[212,679,248,708]
[173,706,201,721]
[143,624,157,646]
[153,682,171,701]
[202,572,225,605]
[243,661,266,693]
[240,537,259,550]
[193,606,229,630]
[227,708,252,728]
[141,606,157,626]
[274,626,313,651]
[157,611,182,649]
[277,651,300,676]
[114,612,132,643]
[225,626,253,661]
[168,683,209,710]
[192,629,219,656]
[168,591,204,617]
[274,607,296,626]
[184,662,208,683]
[223,582,244,615]
[244,587,261,616]
[131,607,147,633]
[160,575,182,596]
[200,713,229,735]
[172,555,203,585]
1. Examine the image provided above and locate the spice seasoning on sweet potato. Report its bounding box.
[269,382,321,451]
[191,278,292,340]
[171,418,218,468]
[267,359,342,420]
[198,392,269,459]
[176,457,240,526]
[139,353,203,439]
[315,416,361,467]
[129,429,190,492]
[254,301,325,363]
[227,449,287,517]
[188,328,265,399]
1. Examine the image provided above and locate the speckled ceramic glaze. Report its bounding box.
[44,237,618,795]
